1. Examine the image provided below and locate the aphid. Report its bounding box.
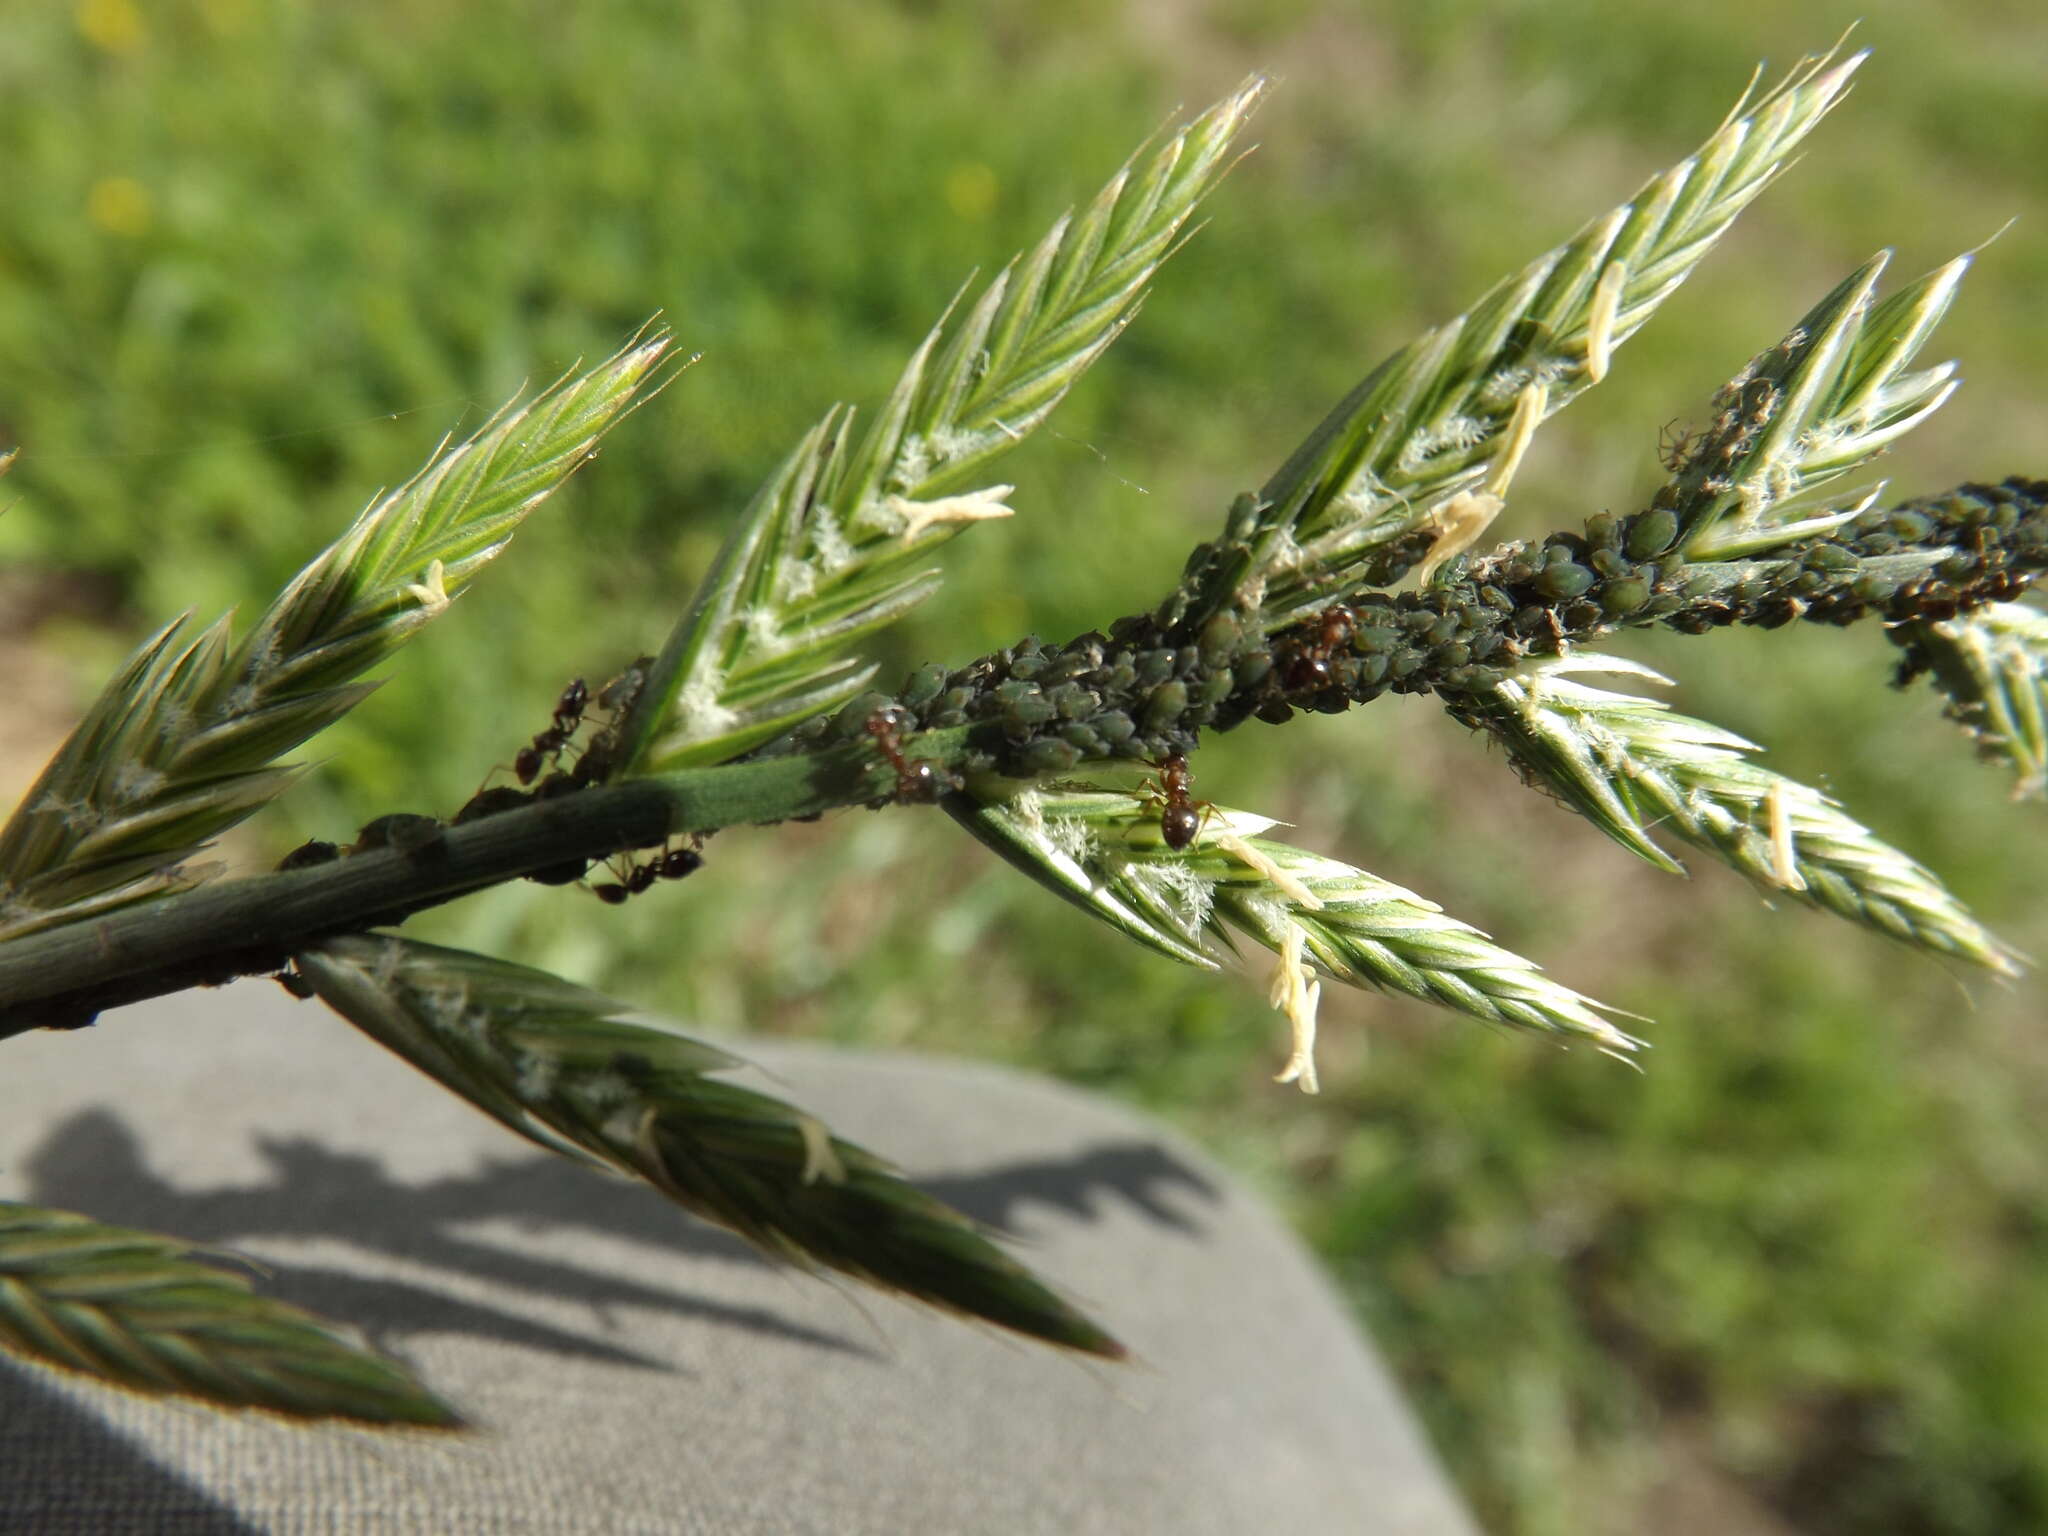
[1142,753,1213,851]
[1280,605,1357,691]
[452,784,532,825]
[597,656,652,714]
[573,658,655,787]
[349,813,444,856]
[863,706,943,802]
[277,839,341,871]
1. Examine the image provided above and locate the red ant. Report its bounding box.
[863,707,943,802]
[1280,605,1356,691]
[515,677,589,785]
[1142,753,1213,851]
[593,841,703,904]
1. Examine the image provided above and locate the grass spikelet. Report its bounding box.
[293,935,1125,1359]
[627,80,1268,771]
[0,1202,460,1427]
[1476,655,2023,976]
[1222,44,1866,629]
[1907,603,2048,798]
[1676,252,1966,559]
[0,334,673,939]
[950,783,1636,1057]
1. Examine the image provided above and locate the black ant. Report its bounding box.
[572,656,654,789]
[515,677,589,785]
[1142,753,1213,851]
[592,842,703,904]
[863,707,944,802]
[1280,605,1356,691]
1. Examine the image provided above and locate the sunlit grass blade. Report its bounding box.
[0,334,673,940]
[0,1202,461,1427]
[294,935,1124,1359]
[626,81,1268,772]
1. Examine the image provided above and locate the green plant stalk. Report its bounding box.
[4,479,2042,1037]
[0,739,942,1032]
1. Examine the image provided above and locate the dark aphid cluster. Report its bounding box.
[592,842,703,905]
[775,604,1259,787]
[761,479,2048,806]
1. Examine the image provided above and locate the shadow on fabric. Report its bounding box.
[5,1103,1220,1458]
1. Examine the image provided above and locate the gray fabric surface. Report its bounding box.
[1,980,1476,1534]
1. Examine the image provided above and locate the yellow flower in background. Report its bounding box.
[943,162,997,223]
[75,0,147,56]
[87,177,152,238]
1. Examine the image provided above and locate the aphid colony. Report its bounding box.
[277,475,2048,899]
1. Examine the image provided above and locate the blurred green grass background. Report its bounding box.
[4,2,2046,1531]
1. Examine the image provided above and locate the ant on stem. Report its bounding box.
[863,707,945,803]
[515,677,589,785]
[592,841,704,904]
